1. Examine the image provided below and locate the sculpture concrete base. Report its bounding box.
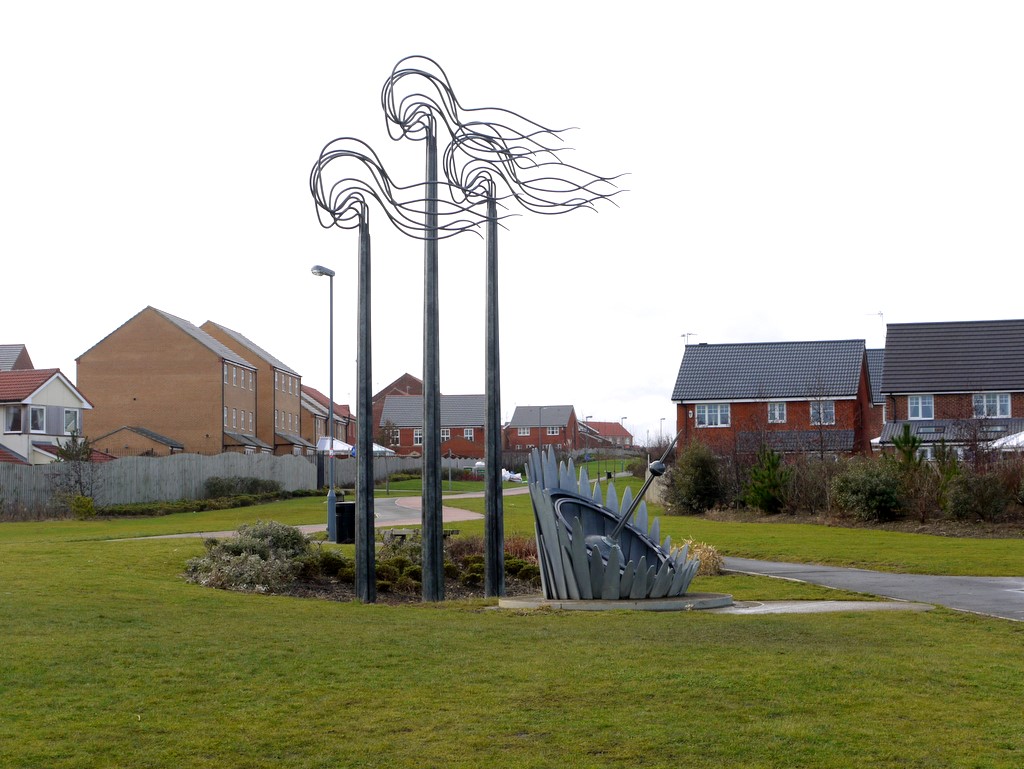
[498,592,733,612]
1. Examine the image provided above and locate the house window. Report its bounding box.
[413,428,423,445]
[973,393,1010,418]
[517,427,530,436]
[64,409,80,435]
[232,408,237,428]
[767,402,787,424]
[908,395,934,420]
[391,429,400,445]
[250,371,254,391]
[810,400,836,425]
[249,412,253,432]
[441,428,451,441]
[547,426,559,436]
[464,428,475,442]
[275,372,278,390]
[30,406,45,433]
[5,406,22,433]
[223,407,227,427]
[232,367,237,387]
[695,403,730,427]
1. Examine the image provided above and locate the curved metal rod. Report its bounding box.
[444,129,624,216]
[310,136,496,239]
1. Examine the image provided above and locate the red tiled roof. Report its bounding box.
[0,369,61,402]
[0,446,28,464]
[301,385,353,419]
[589,421,633,438]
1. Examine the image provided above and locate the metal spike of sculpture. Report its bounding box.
[310,138,488,602]
[528,446,701,601]
[384,55,623,598]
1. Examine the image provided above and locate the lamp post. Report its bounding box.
[311,264,337,542]
[660,417,665,445]
[621,416,628,472]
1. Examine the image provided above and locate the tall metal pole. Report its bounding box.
[422,118,444,602]
[355,218,376,602]
[484,191,504,597]
[311,264,337,542]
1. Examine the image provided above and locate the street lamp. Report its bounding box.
[311,264,337,541]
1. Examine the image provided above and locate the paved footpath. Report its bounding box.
[724,557,1024,622]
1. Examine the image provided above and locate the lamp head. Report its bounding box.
[311,265,336,278]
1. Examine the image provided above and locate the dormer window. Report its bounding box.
[908,395,934,420]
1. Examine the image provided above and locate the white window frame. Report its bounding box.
[440,428,451,441]
[546,425,559,436]
[232,367,237,387]
[695,403,730,428]
[224,407,228,427]
[390,429,400,445]
[29,406,45,433]
[63,409,80,435]
[223,364,228,384]
[517,426,531,436]
[5,405,22,433]
[810,400,836,426]
[232,408,237,429]
[767,402,786,424]
[413,428,423,445]
[908,395,934,420]
[464,428,475,442]
[973,393,1010,418]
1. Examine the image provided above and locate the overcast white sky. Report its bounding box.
[3,2,1022,446]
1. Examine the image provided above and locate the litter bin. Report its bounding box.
[334,501,355,544]
[606,471,613,480]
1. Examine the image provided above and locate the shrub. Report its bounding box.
[626,457,647,479]
[69,495,97,520]
[832,459,903,522]
[203,476,283,499]
[663,442,723,515]
[945,470,1008,521]
[744,447,792,514]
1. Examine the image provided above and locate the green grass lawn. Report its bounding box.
[3,494,1024,767]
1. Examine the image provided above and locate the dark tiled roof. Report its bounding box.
[866,349,884,405]
[672,340,866,402]
[150,308,255,369]
[881,319,1024,394]
[879,418,1024,444]
[204,321,299,376]
[223,432,274,450]
[275,432,314,448]
[507,405,575,428]
[0,344,32,371]
[380,395,485,428]
[93,426,184,449]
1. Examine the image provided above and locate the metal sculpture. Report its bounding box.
[383,55,622,599]
[310,139,485,602]
[528,447,701,601]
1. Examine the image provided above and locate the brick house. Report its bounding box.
[504,405,581,453]
[879,319,1024,457]
[379,394,486,458]
[0,344,34,371]
[371,373,423,443]
[78,306,270,456]
[301,384,355,449]
[671,340,874,456]
[0,368,94,465]
[202,321,312,457]
[587,420,633,449]
[865,348,886,445]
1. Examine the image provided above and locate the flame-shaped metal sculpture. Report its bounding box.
[528,448,701,600]
[383,55,623,600]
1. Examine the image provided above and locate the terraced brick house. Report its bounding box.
[379,394,486,458]
[78,307,268,456]
[671,340,875,456]
[301,384,355,449]
[202,321,312,457]
[504,406,582,453]
[878,319,1024,457]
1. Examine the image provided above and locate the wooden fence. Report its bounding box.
[0,453,473,516]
